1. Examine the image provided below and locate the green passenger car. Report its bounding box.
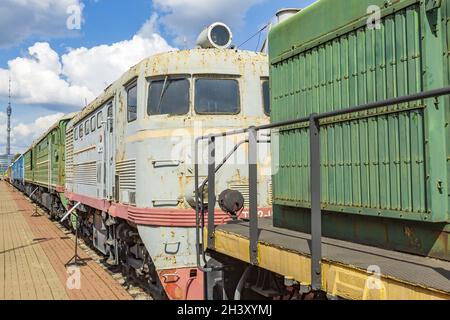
[269,0,450,260]
[24,147,33,183]
[23,113,76,212]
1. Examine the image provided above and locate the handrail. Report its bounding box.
[199,138,271,190]
[194,86,450,293]
[194,138,252,272]
[194,137,272,273]
[195,138,247,272]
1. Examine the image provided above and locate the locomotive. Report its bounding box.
[10,23,272,300]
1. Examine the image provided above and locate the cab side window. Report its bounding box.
[97,111,103,128]
[91,116,96,132]
[127,83,137,123]
[85,120,90,135]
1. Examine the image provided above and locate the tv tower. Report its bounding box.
[6,77,11,156]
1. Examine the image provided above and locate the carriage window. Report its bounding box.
[85,120,90,135]
[195,79,240,114]
[107,105,113,133]
[91,116,96,132]
[127,83,137,122]
[74,127,78,141]
[79,124,84,138]
[262,80,270,116]
[97,111,103,128]
[147,78,189,116]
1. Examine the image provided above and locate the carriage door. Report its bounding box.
[97,112,104,199]
[104,102,115,200]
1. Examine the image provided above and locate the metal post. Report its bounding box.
[29,187,42,217]
[207,136,216,250]
[248,127,259,265]
[65,213,86,266]
[32,202,41,217]
[194,140,202,266]
[309,114,322,291]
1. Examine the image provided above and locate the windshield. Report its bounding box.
[195,79,240,114]
[148,78,189,116]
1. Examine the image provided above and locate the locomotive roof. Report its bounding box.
[67,48,268,130]
[268,0,402,63]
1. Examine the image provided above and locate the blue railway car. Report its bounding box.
[11,155,24,191]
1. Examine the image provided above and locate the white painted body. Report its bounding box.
[65,48,271,274]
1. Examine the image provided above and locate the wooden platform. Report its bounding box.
[0,181,133,300]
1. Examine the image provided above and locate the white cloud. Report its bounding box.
[0,32,174,113]
[0,0,84,48]
[138,13,161,39]
[14,113,64,141]
[0,15,174,153]
[0,42,95,110]
[62,33,173,95]
[153,0,262,45]
[0,112,64,154]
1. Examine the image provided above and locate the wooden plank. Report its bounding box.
[12,184,132,300]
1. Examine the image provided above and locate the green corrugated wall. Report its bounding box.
[34,123,67,189]
[24,149,33,182]
[269,0,449,223]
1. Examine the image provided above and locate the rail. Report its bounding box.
[194,86,450,293]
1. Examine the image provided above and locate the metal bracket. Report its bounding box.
[152,199,180,207]
[248,127,259,266]
[164,241,181,254]
[161,273,180,283]
[152,160,182,168]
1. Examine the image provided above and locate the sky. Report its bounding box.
[0,0,315,155]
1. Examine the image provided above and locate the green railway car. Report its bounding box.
[24,147,33,183]
[23,113,76,215]
[269,0,450,260]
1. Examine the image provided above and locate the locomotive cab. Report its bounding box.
[65,23,272,300]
